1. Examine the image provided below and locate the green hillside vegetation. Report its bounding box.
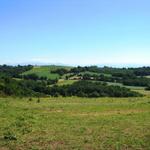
[49,81,141,97]
[22,66,59,79]
[1,65,150,97]
[22,65,72,80]
[106,82,145,90]
[0,65,150,149]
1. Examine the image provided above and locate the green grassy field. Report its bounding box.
[0,97,150,150]
[56,79,78,86]
[22,66,72,80]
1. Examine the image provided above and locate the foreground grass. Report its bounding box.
[0,97,150,150]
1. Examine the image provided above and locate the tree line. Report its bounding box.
[0,65,33,78]
[0,65,149,97]
[49,81,142,97]
[51,66,150,87]
[0,76,141,97]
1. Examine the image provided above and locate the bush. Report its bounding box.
[3,130,17,141]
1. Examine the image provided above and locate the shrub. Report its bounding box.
[3,130,17,141]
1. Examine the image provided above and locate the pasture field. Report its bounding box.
[56,79,78,86]
[106,82,146,90]
[0,97,150,150]
[22,66,72,79]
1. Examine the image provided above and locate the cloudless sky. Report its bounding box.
[0,0,150,66]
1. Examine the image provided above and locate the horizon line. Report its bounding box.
[1,62,150,68]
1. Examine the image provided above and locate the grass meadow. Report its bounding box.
[0,97,150,150]
[22,66,72,80]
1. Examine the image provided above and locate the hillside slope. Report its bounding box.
[22,65,72,79]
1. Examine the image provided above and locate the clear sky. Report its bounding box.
[0,0,150,66]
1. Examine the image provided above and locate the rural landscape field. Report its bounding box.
[0,97,150,150]
[0,65,150,150]
[1,0,150,150]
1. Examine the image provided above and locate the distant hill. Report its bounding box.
[22,65,72,79]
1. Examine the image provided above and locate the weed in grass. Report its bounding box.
[29,97,33,101]
[36,98,40,103]
[3,129,17,141]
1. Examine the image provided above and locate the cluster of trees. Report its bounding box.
[0,68,58,97]
[122,77,150,86]
[0,65,149,97]
[23,73,58,84]
[77,73,150,87]
[49,81,141,97]
[0,77,141,97]
[0,77,57,97]
[0,77,38,96]
[133,67,150,76]
[69,66,150,76]
[51,66,150,87]
[0,65,33,78]
[69,66,130,74]
[51,68,69,76]
[23,73,40,80]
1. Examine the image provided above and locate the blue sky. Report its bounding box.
[0,0,150,66]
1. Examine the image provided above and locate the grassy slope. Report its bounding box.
[22,66,147,97]
[57,79,78,86]
[21,66,146,90]
[22,66,112,81]
[106,82,146,90]
[0,97,150,150]
[22,66,72,80]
